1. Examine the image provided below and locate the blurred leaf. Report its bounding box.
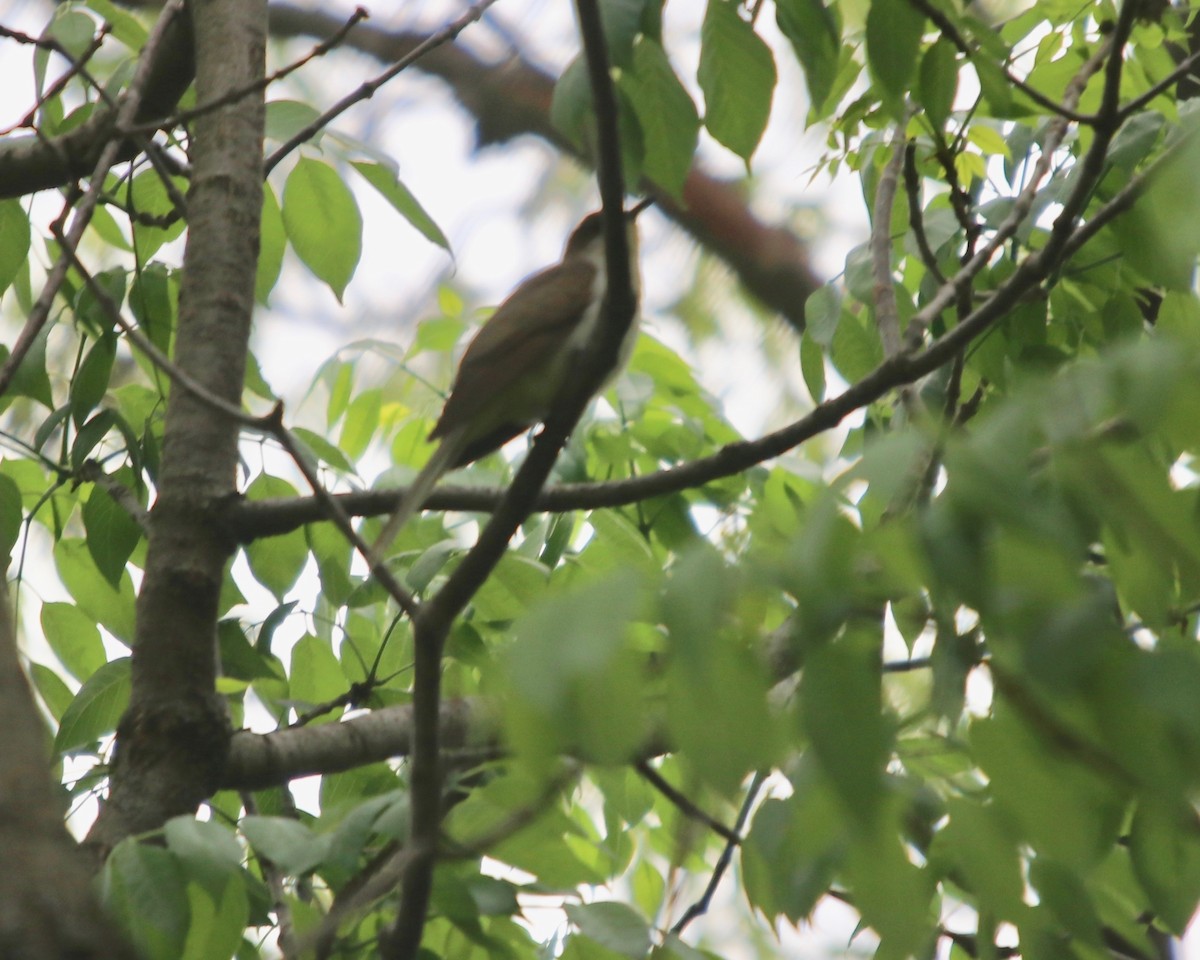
[698,0,776,163]
[801,630,889,824]
[565,902,651,959]
[663,547,780,793]
[256,183,285,304]
[243,474,308,600]
[1129,800,1200,935]
[101,841,189,960]
[776,0,840,114]
[55,656,131,753]
[42,601,106,682]
[54,538,136,643]
[865,0,925,113]
[618,39,700,198]
[504,571,648,767]
[352,161,449,251]
[242,816,332,876]
[0,200,31,296]
[82,479,141,588]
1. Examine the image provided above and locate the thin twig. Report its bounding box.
[0,27,111,137]
[903,37,1111,347]
[903,143,948,285]
[670,771,766,935]
[635,760,741,845]
[263,0,501,176]
[122,6,370,137]
[872,117,911,359]
[1118,49,1200,119]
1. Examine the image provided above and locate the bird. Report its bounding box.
[368,200,650,567]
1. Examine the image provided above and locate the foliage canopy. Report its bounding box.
[3,0,1200,958]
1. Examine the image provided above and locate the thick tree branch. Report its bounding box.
[87,0,269,855]
[0,582,139,958]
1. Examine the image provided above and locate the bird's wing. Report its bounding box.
[429,259,597,453]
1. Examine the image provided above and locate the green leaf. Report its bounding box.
[352,161,450,251]
[663,547,780,793]
[54,656,131,753]
[698,0,776,164]
[551,55,593,149]
[30,662,74,722]
[243,474,308,601]
[83,0,149,49]
[565,902,651,959]
[54,538,136,643]
[256,183,285,304]
[101,841,189,960]
[845,819,935,956]
[805,283,842,346]
[282,157,362,301]
[971,708,1124,869]
[776,0,840,114]
[865,0,926,111]
[125,169,187,262]
[1114,127,1200,290]
[339,387,381,460]
[264,99,321,143]
[129,263,175,356]
[0,199,31,296]
[801,630,889,824]
[1129,800,1200,935]
[41,601,106,682]
[800,331,826,402]
[292,426,356,473]
[242,815,333,875]
[70,333,117,427]
[82,480,141,588]
[929,797,1025,921]
[2,324,53,407]
[830,309,884,383]
[288,634,347,714]
[918,39,958,128]
[598,0,647,67]
[0,471,21,568]
[180,877,249,960]
[741,779,845,923]
[618,39,700,199]
[504,571,648,767]
[71,410,117,470]
[164,817,245,890]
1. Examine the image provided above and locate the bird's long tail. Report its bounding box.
[367,432,465,570]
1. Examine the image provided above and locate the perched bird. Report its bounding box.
[368,201,649,565]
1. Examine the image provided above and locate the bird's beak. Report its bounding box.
[625,197,654,220]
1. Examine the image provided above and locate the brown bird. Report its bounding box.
[368,201,649,565]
